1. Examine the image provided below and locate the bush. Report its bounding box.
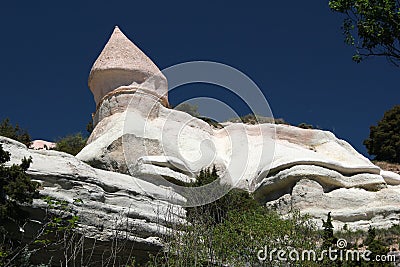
[54,133,87,156]
[227,113,290,125]
[0,118,31,147]
[298,122,314,129]
[0,144,39,266]
[86,121,94,134]
[186,166,259,225]
[364,105,400,163]
[0,144,38,221]
[149,168,318,266]
[150,200,317,266]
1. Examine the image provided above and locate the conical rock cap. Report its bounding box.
[89,26,167,105]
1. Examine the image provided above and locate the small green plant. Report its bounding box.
[34,196,81,246]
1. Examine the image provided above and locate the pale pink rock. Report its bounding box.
[30,140,55,150]
[88,26,168,110]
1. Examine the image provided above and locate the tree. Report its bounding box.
[54,133,87,156]
[0,118,31,147]
[364,105,400,163]
[0,144,38,266]
[364,226,390,266]
[329,0,400,65]
[0,144,38,221]
[321,212,337,249]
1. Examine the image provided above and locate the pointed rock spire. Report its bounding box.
[89,26,167,106]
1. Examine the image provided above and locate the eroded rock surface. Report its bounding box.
[1,136,185,256]
[74,26,400,231]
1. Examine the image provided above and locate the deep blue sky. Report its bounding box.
[0,1,398,157]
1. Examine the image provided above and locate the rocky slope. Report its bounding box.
[0,136,185,263]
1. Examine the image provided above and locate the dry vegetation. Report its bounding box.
[373,161,400,174]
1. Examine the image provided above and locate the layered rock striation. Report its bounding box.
[74,26,400,231]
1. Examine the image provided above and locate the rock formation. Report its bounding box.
[2,27,400,263]
[77,25,400,232]
[30,139,55,150]
[74,26,400,231]
[88,26,168,127]
[1,136,185,263]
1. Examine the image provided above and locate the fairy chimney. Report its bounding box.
[88,26,168,109]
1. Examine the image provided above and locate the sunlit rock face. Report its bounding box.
[0,136,185,263]
[75,26,400,230]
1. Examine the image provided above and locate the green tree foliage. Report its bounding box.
[151,202,316,266]
[0,118,31,147]
[149,168,317,266]
[212,208,316,266]
[363,105,400,163]
[0,144,38,267]
[322,212,337,249]
[329,0,400,65]
[362,226,391,267]
[0,145,38,221]
[187,166,259,225]
[54,133,87,156]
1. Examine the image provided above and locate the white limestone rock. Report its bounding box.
[76,95,400,229]
[254,164,387,203]
[76,26,400,230]
[0,136,186,245]
[267,179,400,231]
[381,169,400,185]
[79,94,384,189]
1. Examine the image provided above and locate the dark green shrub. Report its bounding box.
[149,168,317,266]
[321,212,337,249]
[186,166,259,225]
[298,122,314,129]
[0,144,38,221]
[54,133,87,156]
[86,121,94,134]
[364,105,400,163]
[0,144,38,266]
[0,118,31,147]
